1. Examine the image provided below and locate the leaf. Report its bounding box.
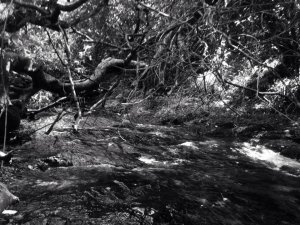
[0,3,14,21]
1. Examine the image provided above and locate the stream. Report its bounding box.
[0,114,300,224]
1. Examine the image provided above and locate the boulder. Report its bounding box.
[0,183,19,213]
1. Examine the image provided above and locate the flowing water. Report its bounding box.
[0,116,300,224]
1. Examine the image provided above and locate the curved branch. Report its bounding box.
[223,79,285,97]
[58,0,90,12]
[2,0,108,32]
[11,56,147,98]
[4,51,146,110]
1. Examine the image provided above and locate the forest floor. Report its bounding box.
[0,100,300,225]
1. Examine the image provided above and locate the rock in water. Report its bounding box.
[0,183,19,213]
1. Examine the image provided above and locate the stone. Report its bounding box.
[0,183,19,213]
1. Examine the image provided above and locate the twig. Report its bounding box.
[71,27,94,41]
[117,129,127,142]
[258,95,296,123]
[45,109,65,135]
[27,96,68,115]
[28,111,73,135]
[60,26,82,131]
[138,2,183,22]
[223,78,286,96]
[45,28,67,67]
[219,96,241,116]
[87,80,120,114]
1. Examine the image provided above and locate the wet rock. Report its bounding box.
[0,182,19,213]
[233,124,274,137]
[208,127,234,137]
[43,156,73,168]
[258,130,286,139]
[0,150,14,165]
[280,165,300,176]
[112,119,134,128]
[161,118,183,125]
[37,161,50,171]
[263,139,300,160]
[215,121,235,129]
[192,118,209,125]
[112,180,131,199]
[44,217,66,225]
[36,155,73,171]
[284,128,300,144]
[281,147,300,160]
[84,187,122,212]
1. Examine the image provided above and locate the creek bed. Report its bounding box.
[1,116,300,225]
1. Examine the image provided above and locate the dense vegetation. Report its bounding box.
[0,0,300,136]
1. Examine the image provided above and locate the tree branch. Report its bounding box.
[223,79,286,97]
[5,52,147,100]
[60,25,82,131]
[13,0,47,15]
[2,0,108,32]
[57,0,90,12]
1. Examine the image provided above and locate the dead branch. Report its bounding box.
[27,97,68,115]
[45,28,67,67]
[138,2,183,22]
[87,80,120,114]
[58,0,91,11]
[60,26,82,131]
[45,109,66,135]
[223,79,286,96]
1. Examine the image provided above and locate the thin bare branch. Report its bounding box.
[45,109,66,135]
[87,80,120,114]
[28,97,68,115]
[60,26,82,131]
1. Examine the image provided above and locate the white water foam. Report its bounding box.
[235,142,300,171]
[178,141,199,149]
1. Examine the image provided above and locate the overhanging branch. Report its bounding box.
[58,0,90,11]
[5,53,147,101]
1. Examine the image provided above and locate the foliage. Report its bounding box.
[1,0,300,121]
